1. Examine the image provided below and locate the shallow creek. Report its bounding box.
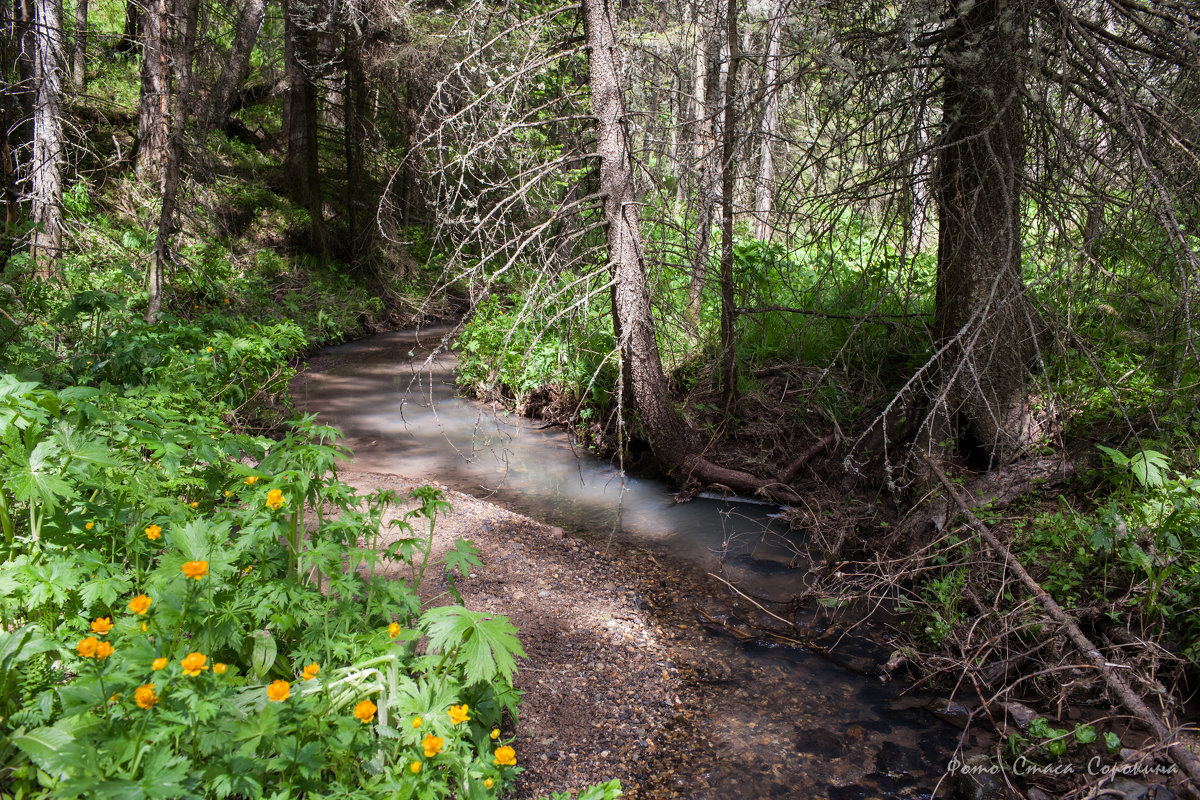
[294,328,964,799]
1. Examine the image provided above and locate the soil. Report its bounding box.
[341,469,718,799]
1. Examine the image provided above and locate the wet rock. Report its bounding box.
[1001,701,1037,731]
[875,740,924,776]
[925,698,973,728]
[1111,777,1149,799]
[549,526,565,539]
[951,755,1008,800]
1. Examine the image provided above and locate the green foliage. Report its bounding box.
[0,294,617,797]
[455,291,617,413]
[1012,446,1200,662]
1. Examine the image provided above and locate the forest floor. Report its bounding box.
[337,470,718,799]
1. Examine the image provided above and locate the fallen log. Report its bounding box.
[922,455,1200,793]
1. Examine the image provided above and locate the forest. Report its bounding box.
[1,0,1199,795]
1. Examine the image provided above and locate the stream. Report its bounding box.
[294,327,965,799]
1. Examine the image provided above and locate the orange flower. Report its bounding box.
[189,501,199,509]
[95,641,115,659]
[411,716,423,728]
[128,594,152,615]
[213,663,228,675]
[85,521,94,530]
[267,680,290,702]
[135,683,158,709]
[354,699,376,723]
[181,561,208,580]
[422,734,444,758]
[388,622,402,638]
[91,617,113,635]
[181,652,208,676]
[265,489,285,510]
[448,704,470,725]
[77,636,99,658]
[152,657,169,670]
[409,762,422,774]
[493,746,516,767]
[145,524,162,540]
[301,663,320,681]
[244,476,258,486]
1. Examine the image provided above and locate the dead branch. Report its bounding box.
[923,454,1200,792]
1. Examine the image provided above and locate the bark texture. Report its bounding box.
[206,0,266,129]
[932,0,1039,466]
[751,2,781,242]
[71,0,85,90]
[30,0,64,271]
[134,0,169,179]
[716,0,739,405]
[282,0,325,253]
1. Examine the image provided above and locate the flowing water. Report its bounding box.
[294,328,963,799]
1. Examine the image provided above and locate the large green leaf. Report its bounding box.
[11,725,80,778]
[421,605,526,686]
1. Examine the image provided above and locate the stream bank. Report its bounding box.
[293,329,963,798]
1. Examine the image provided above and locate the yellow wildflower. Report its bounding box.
[265,489,285,510]
[267,680,290,702]
[448,704,470,725]
[85,521,94,530]
[224,490,232,498]
[301,663,320,681]
[135,683,158,709]
[412,716,423,728]
[95,641,115,660]
[244,476,258,486]
[152,657,168,670]
[491,728,500,740]
[422,734,444,758]
[205,347,213,353]
[189,501,198,509]
[388,622,402,638]
[91,616,114,635]
[484,777,494,789]
[493,746,516,767]
[181,652,208,676]
[145,524,162,540]
[181,560,208,579]
[128,594,152,615]
[77,636,99,658]
[354,699,376,724]
[409,762,422,774]
[213,663,228,675]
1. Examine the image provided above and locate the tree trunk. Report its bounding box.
[30,0,64,274]
[134,0,168,178]
[751,2,781,242]
[282,0,325,254]
[117,0,139,53]
[206,0,265,129]
[933,0,1039,466]
[685,0,715,330]
[71,0,84,90]
[343,26,368,263]
[582,0,798,504]
[142,0,199,321]
[717,0,738,406]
